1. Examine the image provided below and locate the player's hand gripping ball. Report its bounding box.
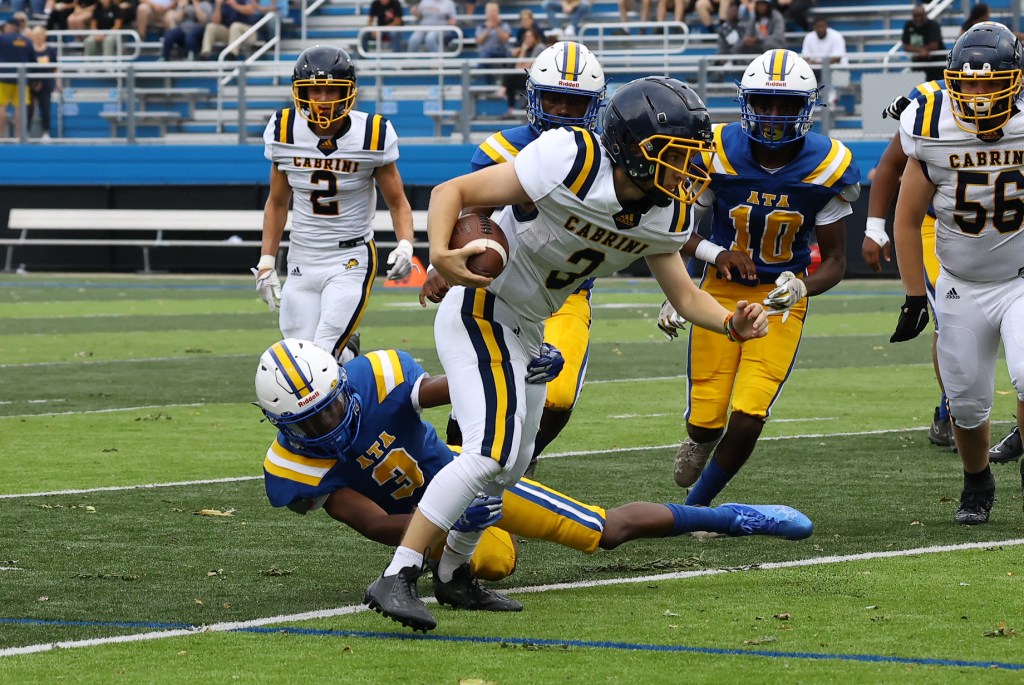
[448,213,510,279]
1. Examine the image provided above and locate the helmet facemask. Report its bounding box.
[262,368,361,454]
[738,90,818,147]
[637,134,715,205]
[525,40,606,132]
[945,65,1022,135]
[292,79,358,128]
[526,83,604,132]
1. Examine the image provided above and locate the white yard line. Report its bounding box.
[0,403,207,420]
[3,538,1022,659]
[0,476,260,500]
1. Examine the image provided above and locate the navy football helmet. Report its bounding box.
[945,22,1023,135]
[600,76,714,206]
[255,339,361,454]
[292,45,358,127]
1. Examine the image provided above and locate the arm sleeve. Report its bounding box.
[815,194,855,225]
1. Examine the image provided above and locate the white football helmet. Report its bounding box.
[255,339,360,453]
[526,41,606,132]
[737,49,821,147]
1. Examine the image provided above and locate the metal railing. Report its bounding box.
[48,29,144,62]
[355,25,466,58]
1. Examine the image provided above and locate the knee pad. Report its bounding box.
[948,397,990,430]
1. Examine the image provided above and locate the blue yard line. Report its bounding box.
[0,617,193,630]
[236,625,1024,671]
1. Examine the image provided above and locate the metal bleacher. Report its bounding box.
[0,0,1020,144]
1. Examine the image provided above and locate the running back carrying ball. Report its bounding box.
[448,213,509,278]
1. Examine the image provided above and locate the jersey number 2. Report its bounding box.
[310,170,340,216]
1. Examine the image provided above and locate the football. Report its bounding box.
[448,213,509,279]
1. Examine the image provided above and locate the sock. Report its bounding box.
[437,544,474,584]
[664,503,736,534]
[937,394,950,421]
[383,545,424,577]
[964,465,995,491]
[685,456,734,506]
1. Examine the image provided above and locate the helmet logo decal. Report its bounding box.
[558,80,580,88]
[269,342,314,398]
[296,389,322,407]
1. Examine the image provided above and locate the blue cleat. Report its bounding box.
[720,503,814,540]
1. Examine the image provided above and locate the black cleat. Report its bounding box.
[445,414,463,447]
[433,563,523,612]
[364,565,437,632]
[954,487,995,525]
[989,426,1023,464]
[344,332,361,360]
[928,407,956,451]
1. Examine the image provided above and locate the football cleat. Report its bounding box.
[927,406,956,451]
[954,487,995,525]
[673,438,716,487]
[364,565,437,632]
[989,426,1023,464]
[433,563,523,612]
[720,503,814,540]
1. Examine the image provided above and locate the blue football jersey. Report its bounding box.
[699,123,860,280]
[262,350,456,514]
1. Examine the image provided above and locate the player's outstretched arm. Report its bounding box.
[323,487,412,546]
[427,164,530,288]
[893,157,933,298]
[646,251,767,341]
[376,162,417,280]
[252,164,291,310]
[863,134,906,272]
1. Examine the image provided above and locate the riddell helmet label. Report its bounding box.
[297,389,322,407]
[559,80,580,88]
[765,81,788,87]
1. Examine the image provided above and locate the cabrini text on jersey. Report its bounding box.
[562,215,652,255]
[949,149,1024,168]
[291,157,362,172]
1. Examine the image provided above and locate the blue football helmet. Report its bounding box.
[292,45,358,127]
[526,41,606,132]
[255,339,361,454]
[737,49,821,147]
[600,76,714,206]
[945,21,1023,135]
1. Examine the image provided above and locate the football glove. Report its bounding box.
[451,494,503,532]
[882,95,911,120]
[763,271,807,317]
[385,239,415,280]
[250,266,281,312]
[525,343,564,384]
[890,295,929,342]
[657,299,687,340]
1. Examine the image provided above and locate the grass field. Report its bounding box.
[1,273,1023,684]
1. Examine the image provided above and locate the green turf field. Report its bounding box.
[1,274,1022,684]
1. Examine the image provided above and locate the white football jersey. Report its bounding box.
[899,90,1024,282]
[264,108,399,251]
[492,126,696,322]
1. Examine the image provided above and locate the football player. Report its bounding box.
[867,81,1024,462]
[658,49,860,506]
[892,22,1024,524]
[254,45,416,362]
[256,340,811,615]
[365,76,771,632]
[420,41,607,475]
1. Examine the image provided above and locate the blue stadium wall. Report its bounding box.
[0,141,894,276]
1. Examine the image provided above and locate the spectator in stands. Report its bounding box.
[542,0,590,38]
[136,0,175,39]
[716,1,742,55]
[119,0,139,32]
[67,0,97,31]
[801,15,847,106]
[476,2,511,61]
[161,0,212,59]
[45,0,77,31]
[0,17,36,139]
[28,25,58,141]
[694,0,730,33]
[514,8,544,44]
[732,0,784,54]
[901,4,944,81]
[500,23,543,116]
[84,0,124,56]
[11,11,31,35]
[959,2,988,33]
[655,0,690,29]
[407,0,457,52]
[200,0,260,59]
[364,0,404,53]
[12,0,47,18]
[617,0,651,30]
[772,0,812,31]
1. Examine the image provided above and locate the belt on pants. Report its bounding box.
[338,237,367,249]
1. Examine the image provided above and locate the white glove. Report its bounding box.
[657,299,688,340]
[250,267,281,312]
[385,239,415,280]
[763,271,807,319]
